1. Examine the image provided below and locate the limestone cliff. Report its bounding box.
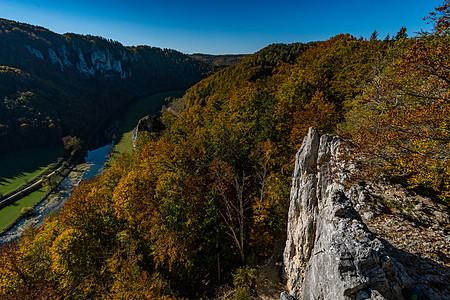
[25,40,135,77]
[0,18,212,155]
[132,115,164,148]
[283,127,450,299]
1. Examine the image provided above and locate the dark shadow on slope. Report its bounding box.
[374,235,450,298]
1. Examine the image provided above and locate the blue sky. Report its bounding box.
[0,0,442,54]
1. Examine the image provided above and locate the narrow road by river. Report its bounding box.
[0,159,68,207]
[0,144,112,245]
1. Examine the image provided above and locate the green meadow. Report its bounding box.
[0,146,62,196]
[0,187,47,231]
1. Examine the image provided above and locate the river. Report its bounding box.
[0,144,113,245]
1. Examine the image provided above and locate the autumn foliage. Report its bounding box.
[1,2,450,298]
[343,0,450,203]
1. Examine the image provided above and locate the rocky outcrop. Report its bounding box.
[48,48,63,71]
[359,182,450,228]
[90,48,129,78]
[76,48,95,75]
[132,115,164,148]
[27,41,133,77]
[283,127,450,299]
[26,45,44,59]
[58,45,73,67]
[280,292,297,300]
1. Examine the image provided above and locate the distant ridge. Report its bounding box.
[190,53,248,67]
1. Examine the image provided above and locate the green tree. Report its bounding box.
[343,1,450,203]
[63,136,84,156]
[370,30,379,41]
[395,26,408,40]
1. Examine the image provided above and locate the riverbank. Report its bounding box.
[0,160,72,233]
[0,144,112,245]
[0,90,184,244]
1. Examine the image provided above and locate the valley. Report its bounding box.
[0,1,449,299]
[0,18,216,241]
[0,89,183,241]
[0,18,213,155]
[0,143,112,245]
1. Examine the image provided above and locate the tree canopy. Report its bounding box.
[1,2,450,298]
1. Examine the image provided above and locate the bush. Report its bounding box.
[20,206,34,218]
[233,266,257,300]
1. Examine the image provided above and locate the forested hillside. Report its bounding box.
[0,1,449,299]
[0,19,212,154]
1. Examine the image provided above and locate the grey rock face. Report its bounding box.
[283,127,450,300]
[90,48,129,78]
[58,45,73,67]
[132,115,164,148]
[76,48,94,75]
[26,45,44,59]
[47,44,133,78]
[280,291,297,300]
[48,48,63,71]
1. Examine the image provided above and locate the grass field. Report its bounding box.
[0,188,47,231]
[0,146,62,196]
[114,90,185,154]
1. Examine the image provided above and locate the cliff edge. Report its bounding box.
[282,127,450,299]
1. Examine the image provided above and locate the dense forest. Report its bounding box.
[189,54,249,68]
[1,1,450,299]
[0,19,213,154]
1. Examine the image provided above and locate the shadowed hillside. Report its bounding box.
[0,19,213,154]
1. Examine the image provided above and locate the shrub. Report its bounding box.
[20,206,34,218]
[233,266,257,300]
